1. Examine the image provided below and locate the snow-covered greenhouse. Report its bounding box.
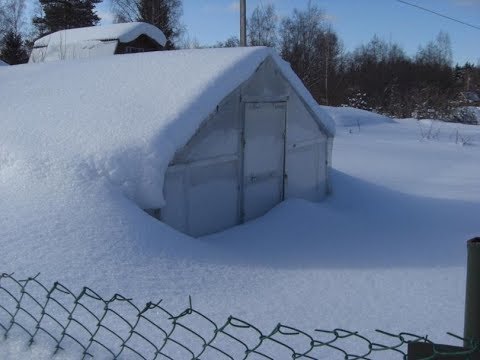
[2,47,335,237]
[154,49,336,236]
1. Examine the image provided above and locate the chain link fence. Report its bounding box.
[1,272,479,359]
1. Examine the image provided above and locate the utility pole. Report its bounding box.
[240,0,247,46]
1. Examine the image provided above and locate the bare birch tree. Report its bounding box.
[248,3,277,48]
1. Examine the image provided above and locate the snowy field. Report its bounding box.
[1,106,480,358]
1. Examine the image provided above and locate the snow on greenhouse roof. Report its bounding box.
[33,22,167,48]
[1,47,334,212]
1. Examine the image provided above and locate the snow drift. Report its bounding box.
[0,50,479,358]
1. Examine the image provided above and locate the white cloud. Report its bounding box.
[98,10,115,25]
[323,13,337,23]
[95,2,115,25]
[228,1,240,13]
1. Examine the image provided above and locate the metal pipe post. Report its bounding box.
[240,0,247,46]
[465,237,480,347]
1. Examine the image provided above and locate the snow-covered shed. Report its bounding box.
[29,22,167,63]
[461,91,480,104]
[1,47,334,237]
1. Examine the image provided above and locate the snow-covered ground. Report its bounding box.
[1,106,479,358]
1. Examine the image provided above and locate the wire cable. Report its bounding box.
[396,0,480,31]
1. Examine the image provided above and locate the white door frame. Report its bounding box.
[240,101,287,222]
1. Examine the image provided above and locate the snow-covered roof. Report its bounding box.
[0,59,8,66]
[29,22,167,63]
[1,47,334,212]
[30,39,119,63]
[462,91,480,102]
[33,22,167,48]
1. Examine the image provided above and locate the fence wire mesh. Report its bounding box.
[1,272,479,359]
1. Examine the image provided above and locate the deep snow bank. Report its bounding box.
[322,106,395,128]
[1,103,479,358]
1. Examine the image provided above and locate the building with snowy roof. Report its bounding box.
[2,47,334,237]
[461,91,480,105]
[29,22,167,63]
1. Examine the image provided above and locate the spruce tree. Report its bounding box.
[33,0,102,36]
[0,30,28,64]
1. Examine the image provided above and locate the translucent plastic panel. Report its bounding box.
[243,102,286,221]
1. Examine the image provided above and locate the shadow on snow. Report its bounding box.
[201,169,478,269]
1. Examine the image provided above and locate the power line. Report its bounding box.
[396,0,480,31]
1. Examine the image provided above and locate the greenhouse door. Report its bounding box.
[242,102,286,222]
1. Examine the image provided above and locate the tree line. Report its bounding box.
[239,3,479,120]
[1,0,478,120]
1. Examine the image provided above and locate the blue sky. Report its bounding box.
[98,0,480,65]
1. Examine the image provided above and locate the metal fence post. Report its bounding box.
[465,237,480,348]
